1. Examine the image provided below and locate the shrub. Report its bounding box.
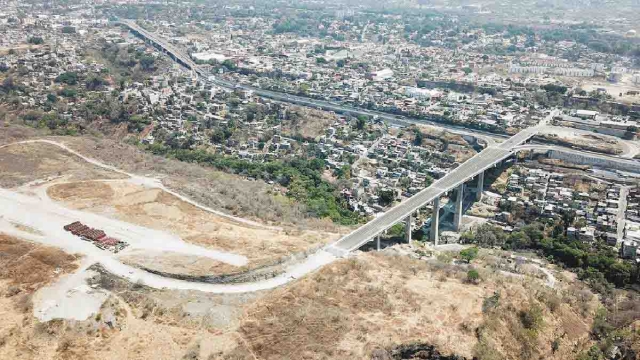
[482,291,501,313]
[460,247,479,263]
[467,269,480,284]
[519,304,544,331]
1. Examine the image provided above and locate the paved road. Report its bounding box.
[326,111,559,254]
[119,20,503,146]
[514,143,640,171]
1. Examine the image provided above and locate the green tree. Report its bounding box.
[56,72,78,85]
[335,165,351,179]
[467,269,480,284]
[86,76,106,90]
[139,55,156,71]
[28,36,44,45]
[221,59,236,70]
[460,247,479,263]
[413,129,423,146]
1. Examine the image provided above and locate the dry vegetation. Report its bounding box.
[282,106,338,139]
[223,252,597,360]
[0,122,337,229]
[0,122,43,146]
[47,180,341,275]
[0,141,127,188]
[59,135,341,230]
[0,234,604,360]
[0,235,261,360]
[0,234,80,297]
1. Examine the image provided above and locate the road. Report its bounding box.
[0,140,340,294]
[326,110,558,254]
[119,20,503,146]
[0,139,275,230]
[536,125,640,159]
[514,143,640,172]
[205,75,502,145]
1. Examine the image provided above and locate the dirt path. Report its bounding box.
[0,139,279,230]
[0,139,340,295]
[0,187,338,293]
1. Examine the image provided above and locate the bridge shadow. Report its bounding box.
[358,235,407,252]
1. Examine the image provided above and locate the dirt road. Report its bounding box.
[0,139,278,229]
[0,139,339,295]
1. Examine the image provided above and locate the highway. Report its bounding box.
[514,144,640,171]
[326,111,558,254]
[118,19,504,145]
[203,76,504,145]
[117,21,566,255]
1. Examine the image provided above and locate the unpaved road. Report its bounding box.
[0,139,338,295]
[0,185,338,294]
[0,139,278,229]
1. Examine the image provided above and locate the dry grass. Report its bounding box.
[0,142,126,188]
[0,125,345,230]
[0,234,80,295]
[58,136,341,230]
[230,254,484,360]
[47,181,115,201]
[47,180,341,274]
[0,123,42,146]
[283,106,337,139]
[225,252,599,360]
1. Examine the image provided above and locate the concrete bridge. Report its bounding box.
[114,21,571,255]
[324,112,558,256]
[116,19,197,71]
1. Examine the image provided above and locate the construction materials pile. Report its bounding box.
[63,221,128,253]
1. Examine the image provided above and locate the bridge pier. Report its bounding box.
[430,197,440,245]
[405,214,413,245]
[453,183,464,232]
[476,171,484,201]
[376,235,381,251]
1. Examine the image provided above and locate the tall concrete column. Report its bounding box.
[405,214,413,245]
[376,235,381,251]
[430,197,440,245]
[453,183,464,232]
[476,171,484,201]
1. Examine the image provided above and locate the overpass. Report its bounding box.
[325,111,558,256]
[115,22,587,254]
[116,19,197,71]
[117,19,505,145]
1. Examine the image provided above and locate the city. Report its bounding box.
[1,0,640,359]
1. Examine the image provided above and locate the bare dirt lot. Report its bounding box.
[0,234,81,359]
[0,142,127,188]
[283,106,338,139]
[47,180,341,276]
[0,235,259,360]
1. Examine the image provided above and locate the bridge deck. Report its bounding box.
[119,19,557,255]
